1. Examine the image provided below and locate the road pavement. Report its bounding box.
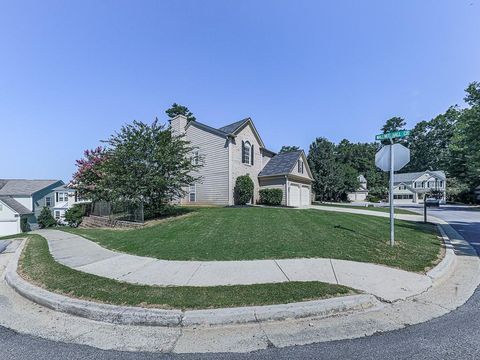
[1,205,479,359]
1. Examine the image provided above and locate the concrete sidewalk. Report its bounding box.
[34,228,433,302]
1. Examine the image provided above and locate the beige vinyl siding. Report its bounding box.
[290,153,313,181]
[259,177,287,205]
[184,124,230,205]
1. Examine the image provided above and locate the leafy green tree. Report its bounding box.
[404,107,458,172]
[64,204,87,227]
[37,207,56,228]
[102,119,202,214]
[449,82,480,189]
[234,175,254,205]
[165,103,196,122]
[307,138,357,201]
[381,117,406,133]
[279,145,300,153]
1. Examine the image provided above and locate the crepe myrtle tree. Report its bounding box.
[71,146,110,202]
[101,118,202,214]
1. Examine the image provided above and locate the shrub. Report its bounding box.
[259,189,283,206]
[64,203,89,227]
[20,217,30,232]
[234,175,254,205]
[37,207,57,228]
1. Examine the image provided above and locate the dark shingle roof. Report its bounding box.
[0,179,62,196]
[258,151,303,177]
[393,171,446,184]
[0,196,32,215]
[218,118,249,134]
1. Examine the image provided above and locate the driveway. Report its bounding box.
[1,205,480,360]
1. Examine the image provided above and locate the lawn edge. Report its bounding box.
[6,239,378,326]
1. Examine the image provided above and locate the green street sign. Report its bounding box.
[375,130,411,141]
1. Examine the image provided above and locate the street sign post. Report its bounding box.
[375,131,411,246]
[375,130,411,141]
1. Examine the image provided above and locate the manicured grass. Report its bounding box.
[66,207,441,272]
[313,203,418,215]
[18,235,354,310]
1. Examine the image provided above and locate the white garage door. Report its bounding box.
[301,186,310,206]
[289,184,300,207]
[0,220,20,237]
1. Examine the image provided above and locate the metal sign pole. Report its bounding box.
[389,140,395,246]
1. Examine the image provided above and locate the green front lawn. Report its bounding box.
[66,207,441,272]
[19,235,354,309]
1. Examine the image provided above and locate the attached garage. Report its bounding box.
[301,186,310,206]
[258,150,314,208]
[0,196,32,236]
[289,184,300,207]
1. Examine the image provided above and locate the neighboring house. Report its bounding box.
[347,175,368,202]
[170,115,314,207]
[0,179,86,236]
[391,170,447,204]
[475,185,480,203]
[50,184,88,223]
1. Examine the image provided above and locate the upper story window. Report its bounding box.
[398,185,406,190]
[298,160,304,174]
[192,150,199,166]
[242,141,254,165]
[45,197,52,207]
[56,192,68,202]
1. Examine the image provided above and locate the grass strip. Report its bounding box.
[18,235,355,310]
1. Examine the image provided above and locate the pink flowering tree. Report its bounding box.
[71,146,110,201]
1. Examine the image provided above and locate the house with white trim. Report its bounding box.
[392,170,446,204]
[347,175,368,202]
[0,179,86,236]
[170,115,314,207]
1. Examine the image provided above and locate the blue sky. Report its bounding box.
[1,0,479,182]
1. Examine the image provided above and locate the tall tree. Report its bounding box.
[165,103,196,122]
[279,145,300,153]
[307,138,357,201]
[381,117,407,133]
[404,107,458,172]
[449,82,480,189]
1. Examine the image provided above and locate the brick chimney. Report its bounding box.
[169,115,188,137]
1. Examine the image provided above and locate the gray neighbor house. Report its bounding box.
[170,115,314,207]
[0,179,83,236]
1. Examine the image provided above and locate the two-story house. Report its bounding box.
[0,179,86,236]
[170,115,313,207]
[392,170,447,204]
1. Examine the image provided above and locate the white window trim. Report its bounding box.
[189,184,196,202]
[192,151,199,166]
[45,197,52,207]
[244,141,251,165]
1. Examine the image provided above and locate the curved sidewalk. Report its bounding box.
[34,227,433,302]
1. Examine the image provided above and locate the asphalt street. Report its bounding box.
[1,205,479,360]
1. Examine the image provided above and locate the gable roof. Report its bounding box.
[218,118,250,134]
[0,196,32,215]
[258,150,305,177]
[393,171,446,184]
[0,179,63,196]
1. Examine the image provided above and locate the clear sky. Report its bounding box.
[1,0,479,182]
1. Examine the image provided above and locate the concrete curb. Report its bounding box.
[6,240,380,326]
[426,224,457,284]
[0,240,12,254]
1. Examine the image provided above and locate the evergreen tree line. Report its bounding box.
[301,81,480,203]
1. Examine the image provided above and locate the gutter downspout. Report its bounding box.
[285,175,288,206]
